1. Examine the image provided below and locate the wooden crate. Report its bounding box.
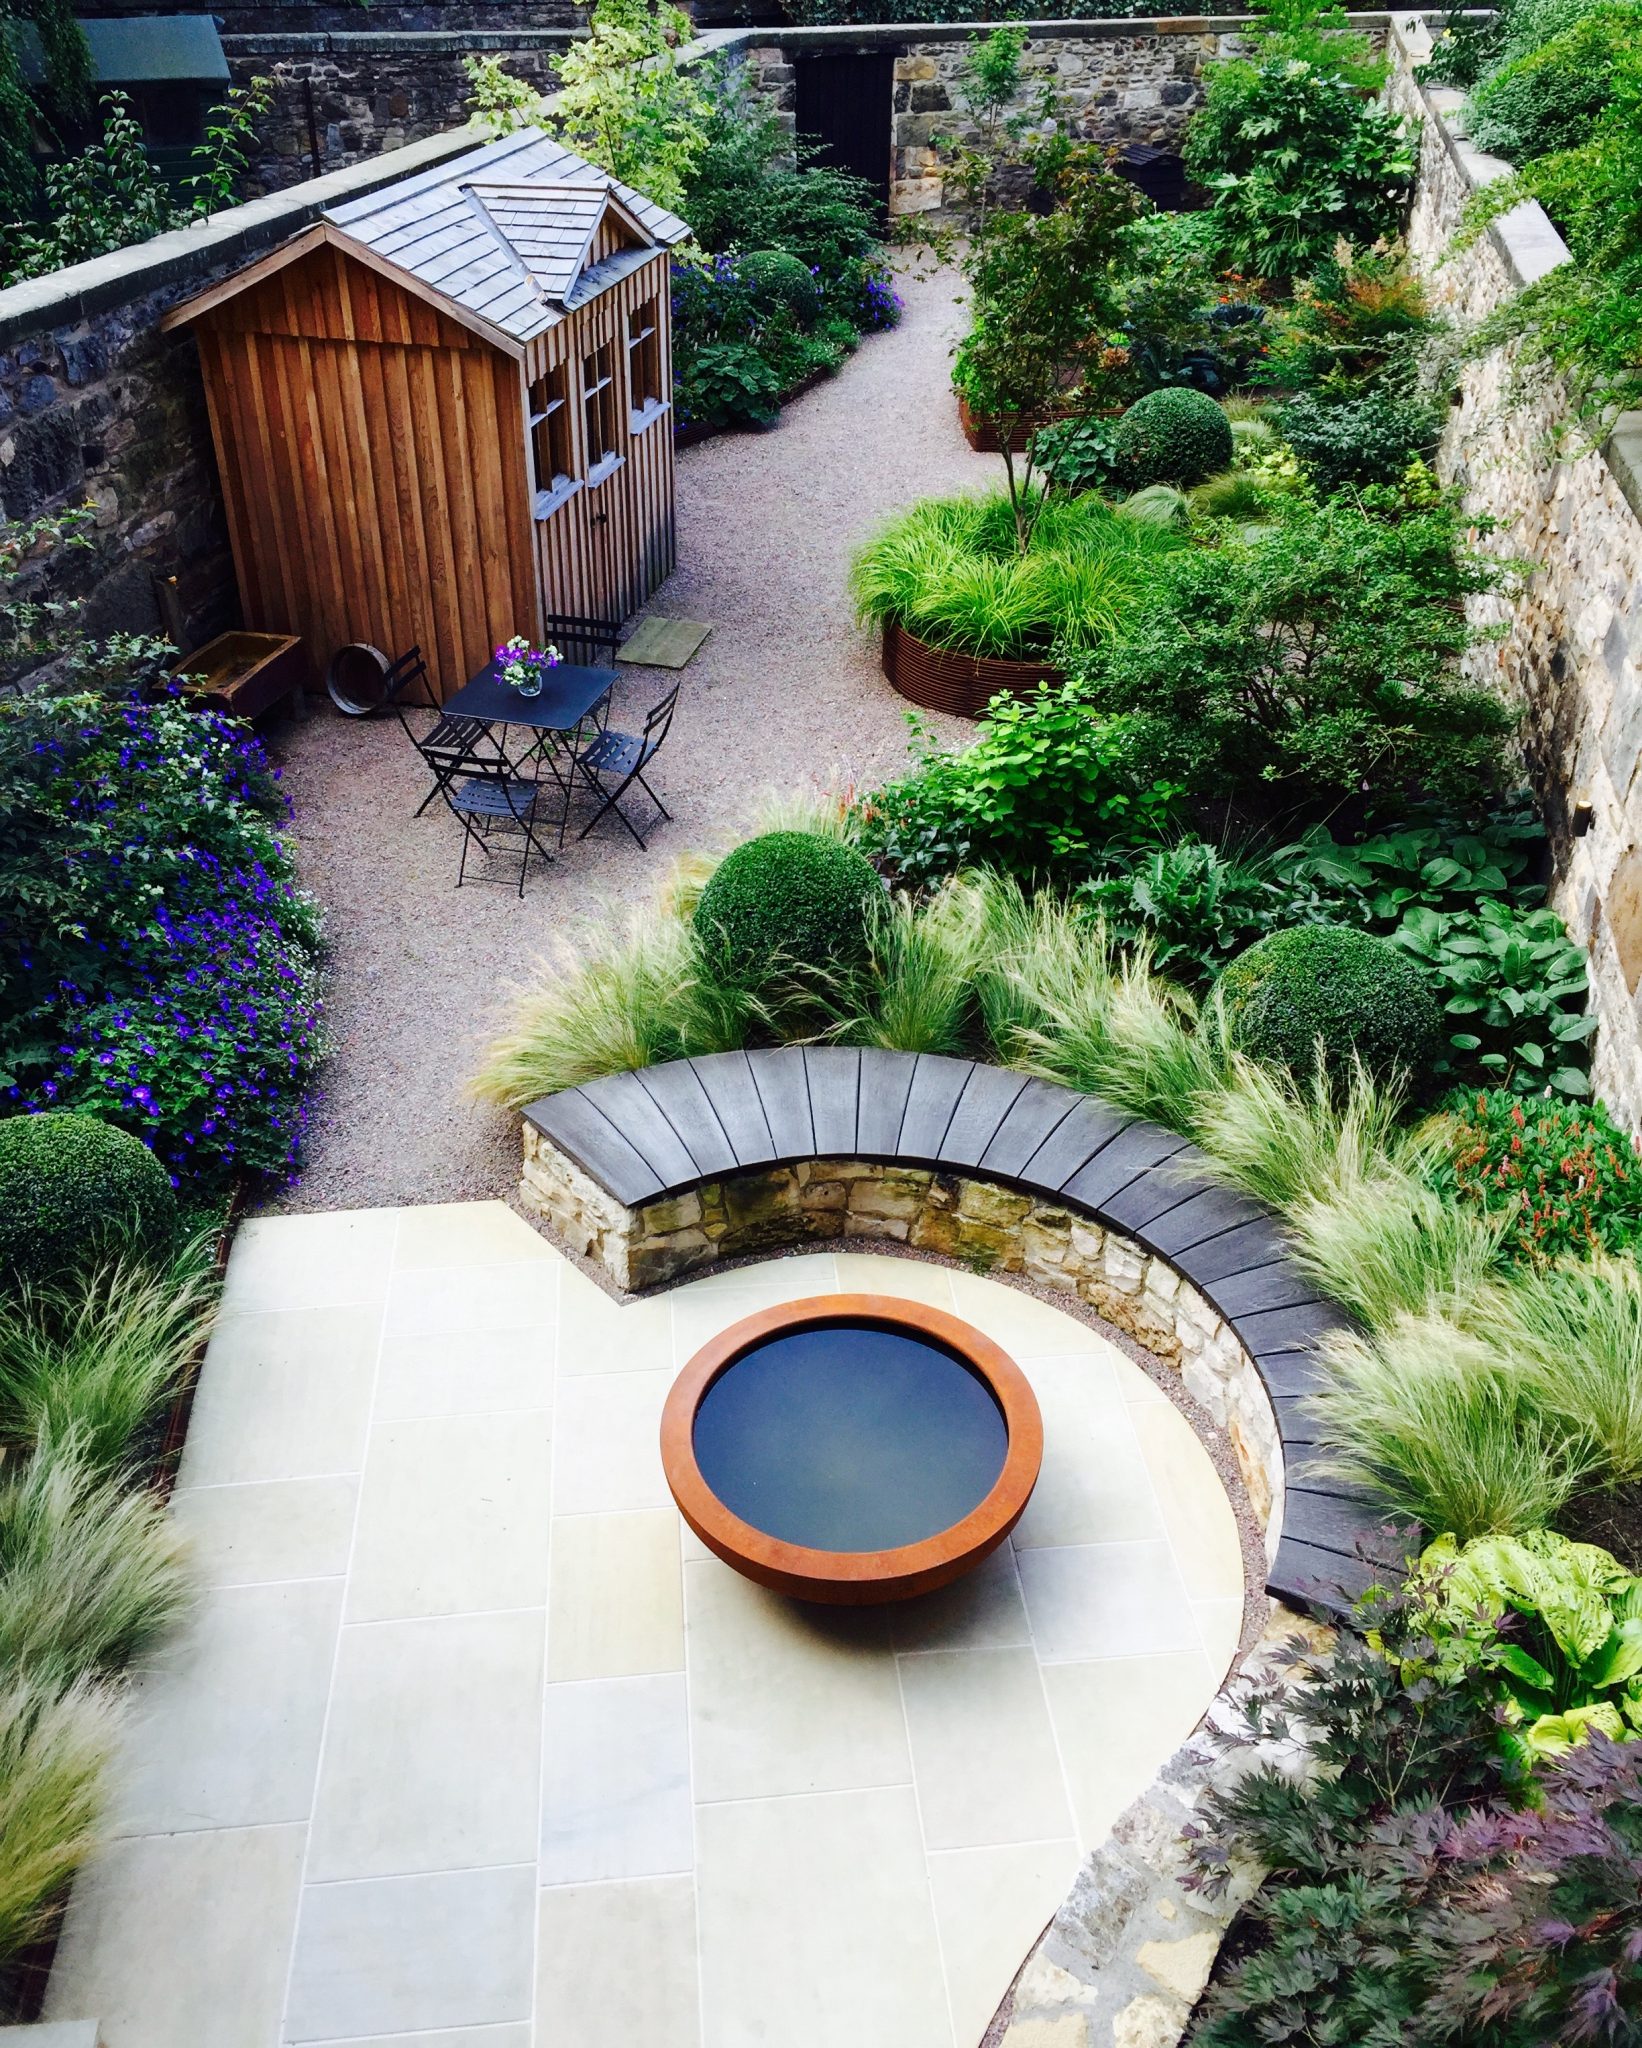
[173,631,309,722]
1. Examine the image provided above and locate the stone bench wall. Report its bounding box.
[521,1125,1287,1557]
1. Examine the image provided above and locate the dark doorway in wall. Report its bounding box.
[794,50,895,229]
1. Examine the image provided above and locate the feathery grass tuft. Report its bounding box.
[842,880,987,1055]
[473,911,764,1108]
[0,1434,191,1686]
[0,1676,118,1958]
[1311,1316,1592,1540]
[1492,1253,1642,1485]
[0,1237,220,1472]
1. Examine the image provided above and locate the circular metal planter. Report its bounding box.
[881,618,1065,719]
[661,1293,1043,1605]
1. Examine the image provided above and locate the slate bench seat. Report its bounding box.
[524,1046,1413,1622]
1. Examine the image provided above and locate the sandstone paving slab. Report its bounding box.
[168,1474,358,1589]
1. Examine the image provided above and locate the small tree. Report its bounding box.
[550,0,711,214]
[953,139,1143,551]
[465,53,547,137]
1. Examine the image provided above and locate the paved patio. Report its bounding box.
[47,1203,1242,2048]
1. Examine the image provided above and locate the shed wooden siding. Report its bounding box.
[525,248,675,626]
[191,241,536,702]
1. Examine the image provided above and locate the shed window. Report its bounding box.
[582,341,619,472]
[627,296,662,416]
[528,363,572,508]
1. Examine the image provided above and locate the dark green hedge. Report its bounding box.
[694,832,881,990]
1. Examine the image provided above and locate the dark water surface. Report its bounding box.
[692,1323,1009,1551]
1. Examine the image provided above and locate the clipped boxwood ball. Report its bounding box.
[738,249,821,330]
[1212,925,1441,1083]
[695,832,881,989]
[1114,388,1235,487]
[0,1112,177,1290]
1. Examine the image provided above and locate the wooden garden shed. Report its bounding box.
[162,130,692,703]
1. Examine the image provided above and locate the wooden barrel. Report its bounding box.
[881,619,1064,719]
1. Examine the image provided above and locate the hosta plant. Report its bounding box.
[1412,1529,1642,1764]
[1388,898,1593,1096]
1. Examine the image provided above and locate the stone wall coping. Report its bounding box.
[732,9,1443,48]
[1389,12,1642,520]
[0,120,487,344]
[524,1046,1410,1619]
[223,27,581,53]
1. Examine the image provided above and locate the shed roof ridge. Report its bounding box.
[454,182,551,308]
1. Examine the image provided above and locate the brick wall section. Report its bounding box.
[1388,15,1642,1131]
[223,32,573,194]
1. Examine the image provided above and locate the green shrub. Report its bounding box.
[1028,413,1122,496]
[861,683,1181,886]
[737,247,821,327]
[847,489,1187,661]
[1079,841,1281,986]
[1213,924,1442,1082]
[0,1114,175,1292]
[1278,389,1442,493]
[1064,497,1512,815]
[1440,1089,1642,1262]
[1112,387,1234,486]
[1260,239,1436,395]
[1468,6,1642,163]
[0,1675,116,1962]
[1182,54,1417,278]
[1389,899,1592,1098]
[694,831,881,991]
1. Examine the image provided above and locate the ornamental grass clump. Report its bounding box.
[0,1675,117,1962]
[848,491,1186,662]
[0,1236,219,1472]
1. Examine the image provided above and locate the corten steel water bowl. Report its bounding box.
[661,1294,1043,1605]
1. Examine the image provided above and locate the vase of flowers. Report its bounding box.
[494,635,562,698]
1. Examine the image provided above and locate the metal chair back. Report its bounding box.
[408,727,553,896]
[541,612,622,667]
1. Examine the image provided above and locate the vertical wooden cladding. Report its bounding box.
[526,249,676,629]
[190,241,536,704]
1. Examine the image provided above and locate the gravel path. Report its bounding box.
[265,261,997,1214]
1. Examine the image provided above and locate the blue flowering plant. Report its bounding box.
[0,679,324,1191]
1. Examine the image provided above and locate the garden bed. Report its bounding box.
[880,617,1064,717]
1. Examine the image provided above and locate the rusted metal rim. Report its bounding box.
[661,1293,1044,1605]
[881,618,1066,719]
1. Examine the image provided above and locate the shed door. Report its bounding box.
[794,51,894,229]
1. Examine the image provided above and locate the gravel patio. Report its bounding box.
[266,261,992,1215]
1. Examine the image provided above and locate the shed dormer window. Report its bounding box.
[528,363,572,510]
[582,341,619,472]
[627,295,662,416]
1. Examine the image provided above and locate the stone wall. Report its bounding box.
[81,0,584,34]
[1389,15,1642,1131]
[224,32,572,193]
[0,125,482,663]
[519,1125,1287,1548]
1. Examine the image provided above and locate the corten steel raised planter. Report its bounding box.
[661,1294,1043,1605]
[881,617,1064,719]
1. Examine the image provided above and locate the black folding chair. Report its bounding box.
[410,730,554,897]
[571,683,679,848]
[541,612,623,669]
[381,646,495,817]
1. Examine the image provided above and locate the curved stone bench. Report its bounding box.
[520,1045,1409,1621]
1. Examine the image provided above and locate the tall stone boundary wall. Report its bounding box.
[80,0,585,34]
[1388,16,1642,1131]
[222,31,572,194]
[737,16,1393,220]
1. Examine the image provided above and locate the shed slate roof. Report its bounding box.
[322,128,692,344]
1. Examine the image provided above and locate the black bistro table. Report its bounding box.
[442,656,618,847]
